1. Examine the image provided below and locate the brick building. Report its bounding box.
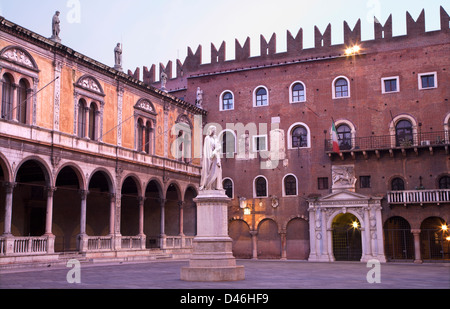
[0,7,449,266]
[144,7,449,262]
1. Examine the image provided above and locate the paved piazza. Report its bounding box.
[0,260,448,290]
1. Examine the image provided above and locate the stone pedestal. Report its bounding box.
[181,190,245,282]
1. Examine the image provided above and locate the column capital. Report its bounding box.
[411,229,421,234]
[79,190,89,200]
[108,193,117,202]
[46,186,57,197]
[4,182,16,193]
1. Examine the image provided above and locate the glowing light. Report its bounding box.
[446,236,450,242]
[442,225,448,232]
[244,208,251,215]
[345,45,361,56]
[351,221,359,229]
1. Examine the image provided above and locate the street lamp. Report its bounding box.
[345,45,361,56]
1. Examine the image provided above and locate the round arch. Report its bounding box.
[383,216,414,261]
[120,173,143,198]
[257,218,281,259]
[286,217,310,260]
[229,219,252,259]
[287,122,311,149]
[332,75,351,99]
[0,151,12,182]
[88,167,115,193]
[165,181,182,201]
[15,156,53,186]
[330,212,362,261]
[55,162,86,190]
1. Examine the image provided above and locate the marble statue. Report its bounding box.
[51,11,61,42]
[196,87,203,108]
[114,43,122,71]
[199,126,223,191]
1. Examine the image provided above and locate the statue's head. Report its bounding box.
[207,126,216,136]
[55,11,60,16]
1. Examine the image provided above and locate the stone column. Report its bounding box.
[45,187,57,235]
[45,187,57,254]
[411,229,422,264]
[138,196,146,249]
[3,182,15,236]
[280,231,287,260]
[179,201,184,237]
[181,190,245,282]
[10,83,18,121]
[109,193,116,236]
[78,190,89,252]
[159,198,166,248]
[250,230,258,260]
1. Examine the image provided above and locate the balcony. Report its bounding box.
[387,189,450,206]
[325,130,449,159]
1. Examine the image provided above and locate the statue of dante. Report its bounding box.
[199,126,223,191]
[160,69,168,90]
[51,11,61,41]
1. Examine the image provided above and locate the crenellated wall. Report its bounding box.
[127,7,450,94]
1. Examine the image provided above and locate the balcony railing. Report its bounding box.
[325,131,449,153]
[387,189,450,205]
[0,119,201,177]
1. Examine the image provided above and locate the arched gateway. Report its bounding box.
[307,190,386,263]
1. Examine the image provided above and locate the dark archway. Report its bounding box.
[286,218,310,260]
[332,213,362,261]
[384,216,414,261]
[183,187,197,236]
[420,217,449,261]
[165,183,181,236]
[54,166,82,252]
[229,220,252,259]
[144,180,162,248]
[87,171,112,236]
[121,176,140,237]
[13,160,50,236]
[257,219,281,259]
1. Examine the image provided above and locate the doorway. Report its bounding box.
[332,213,362,261]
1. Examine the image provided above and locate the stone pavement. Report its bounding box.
[0,259,448,290]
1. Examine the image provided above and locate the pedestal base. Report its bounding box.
[180,190,245,282]
[181,237,245,282]
[181,265,245,282]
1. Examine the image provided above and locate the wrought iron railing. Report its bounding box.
[325,131,449,152]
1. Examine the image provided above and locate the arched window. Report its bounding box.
[439,176,450,189]
[222,91,234,111]
[337,124,352,150]
[291,82,305,103]
[255,176,267,197]
[145,120,152,154]
[284,175,297,196]
[17,79,30,124]
[395,120,413,147]
[292,126,308,148]
[223,178,233,199]
[137,118,144,152]
[391,178,405,191]
[1,73,14,120]
[334,77,349,98]
[255,87,268,107]
[88,103,97,140]
[77,99,87,138]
